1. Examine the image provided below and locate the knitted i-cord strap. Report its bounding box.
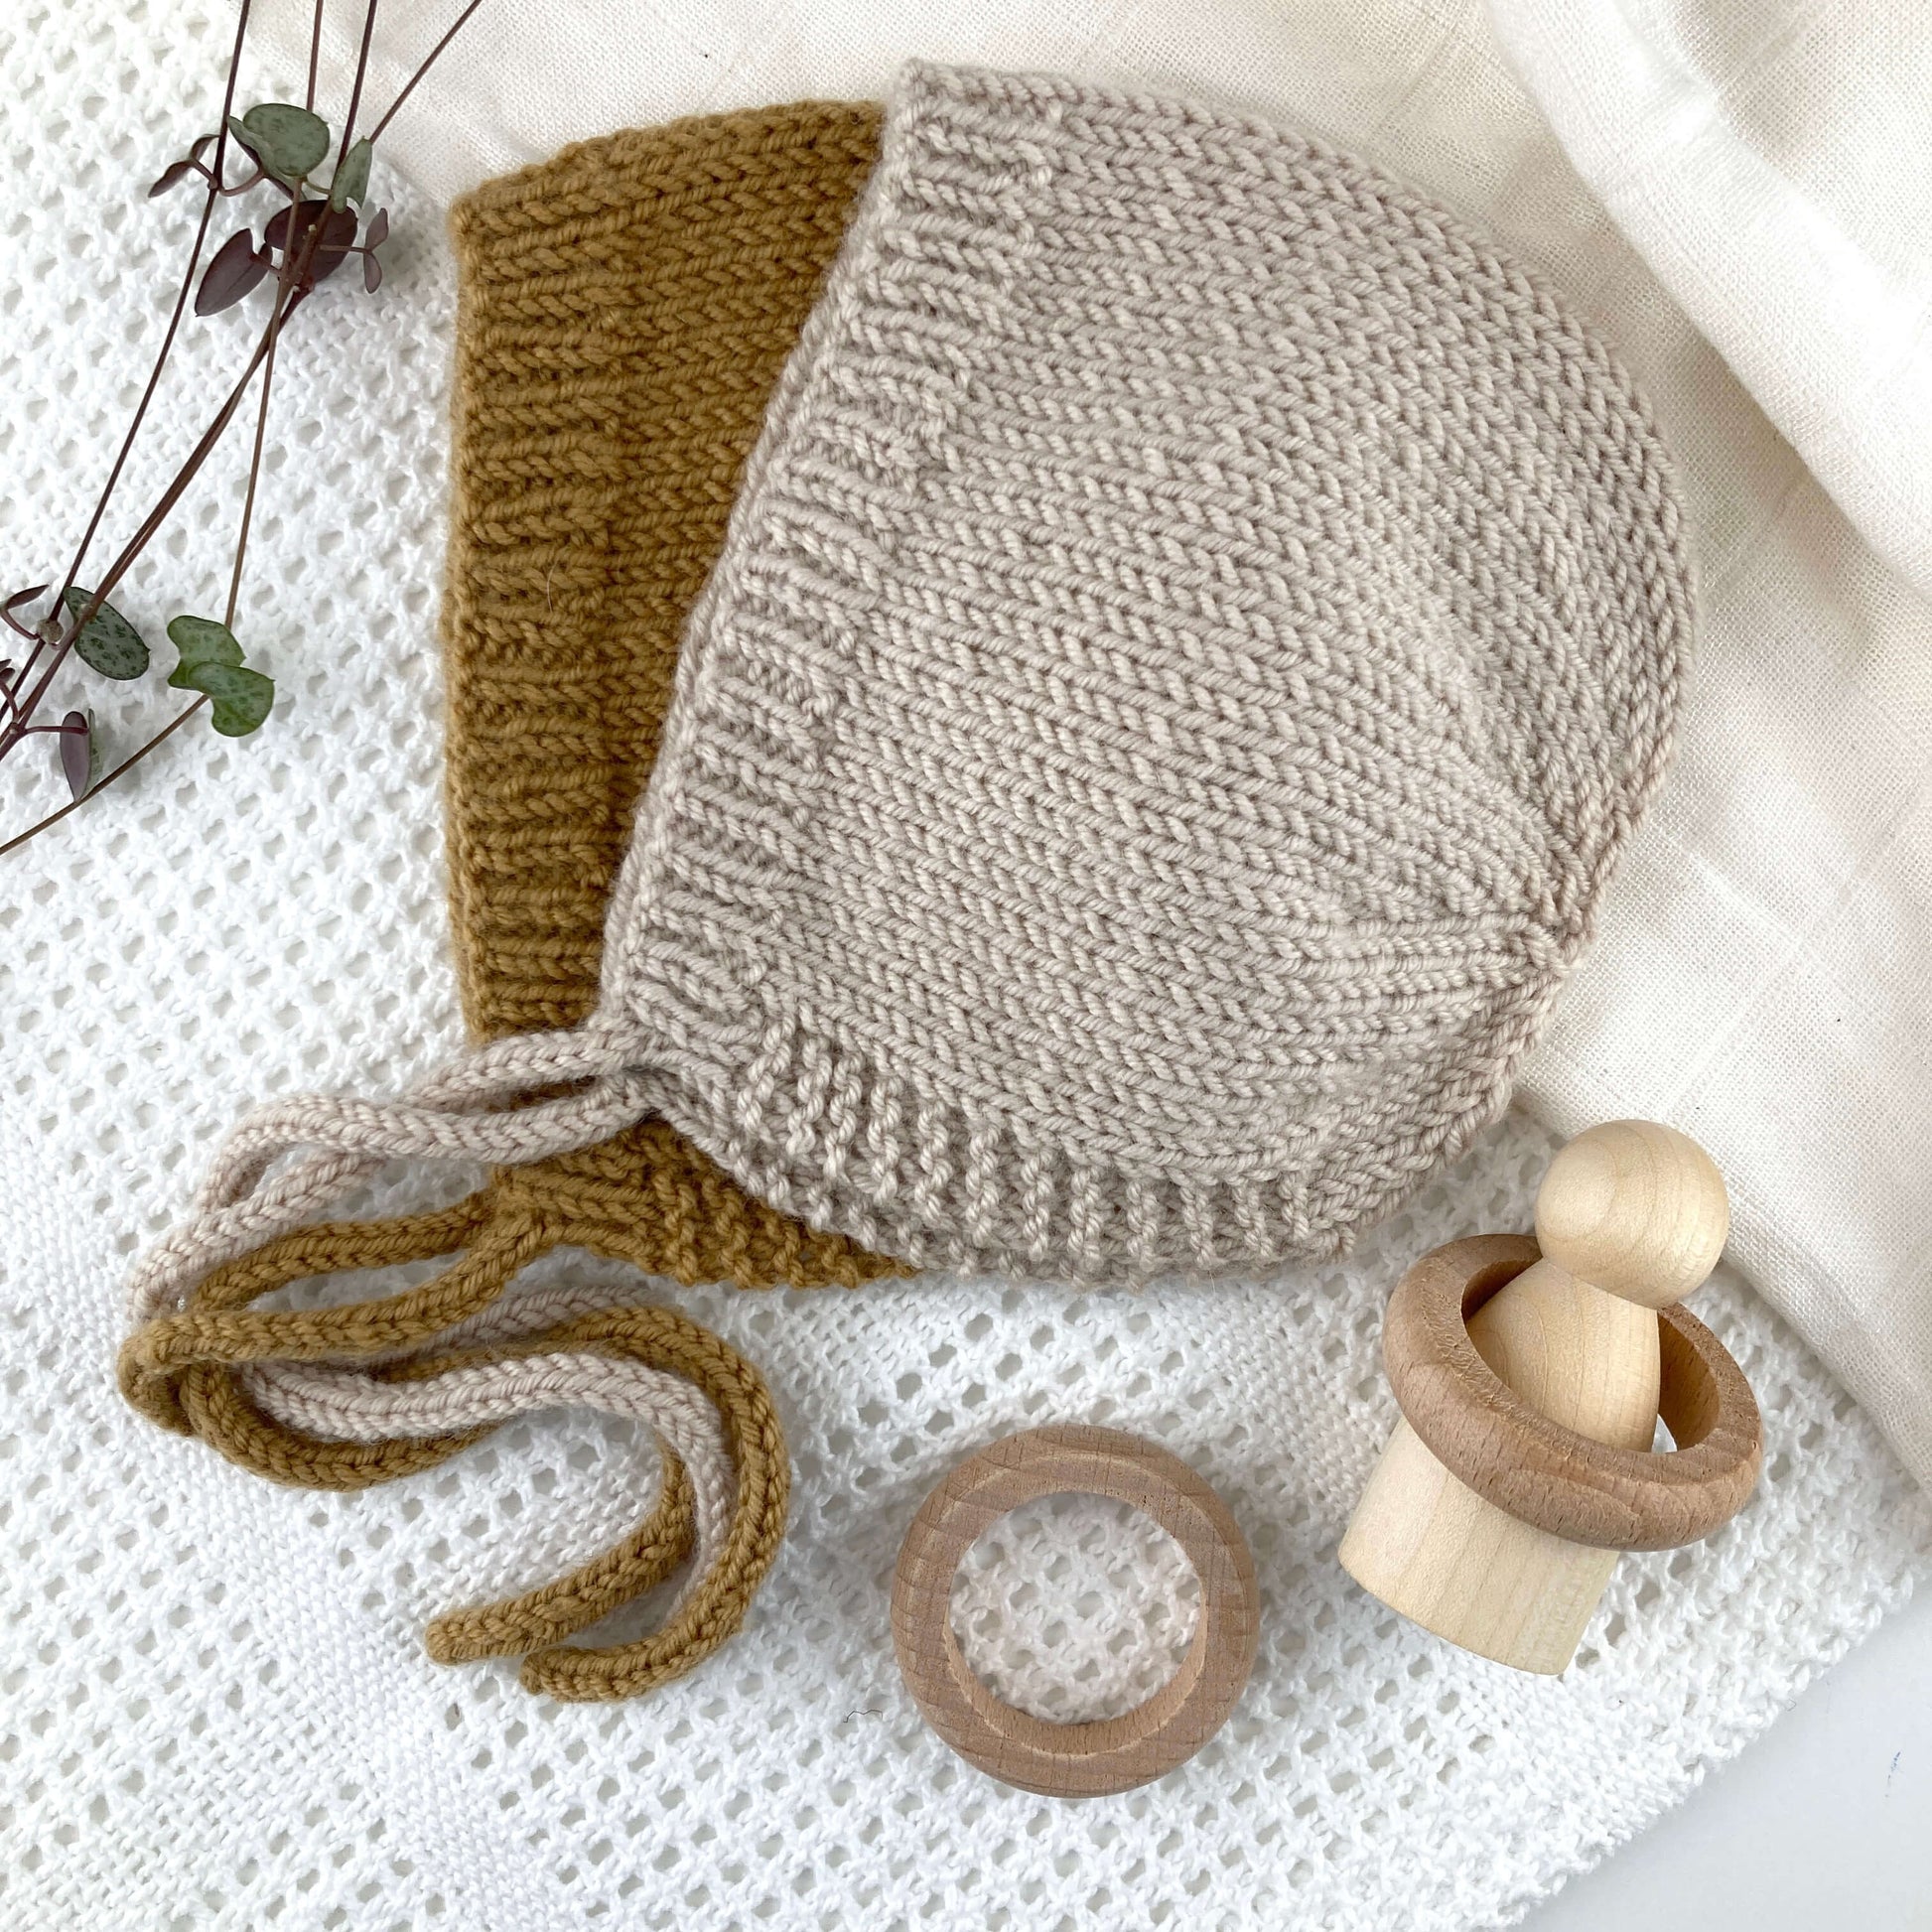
[117,103,893,1698]
[119,1206,786,1701]
[141,63,1694,1295]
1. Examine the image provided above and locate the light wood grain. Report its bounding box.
[892,1425,1259,1798]
[1382,1241,1761,1551]
[1340,1256,1658,1673]
[1341,1123,1761,1674]
[1534,1119,1730,1310]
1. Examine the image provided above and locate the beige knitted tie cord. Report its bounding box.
[133,55,1693,1473]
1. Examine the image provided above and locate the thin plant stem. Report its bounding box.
[9,136,338,851]
[226,97,355,630]
[339,0,380,158]
[222,174,319,633]
[224,285,289,629]
[220,0,392,635]
[4,0,488,859]
[0,698,208,859]
[367,0,483,145]
[6,320,284,739]
[305,0,327,110]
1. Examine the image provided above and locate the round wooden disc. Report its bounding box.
[891,1425,1260,1798]
[1383,1234,1763,1550]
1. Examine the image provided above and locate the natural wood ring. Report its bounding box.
[891,1424,1260,1798]
[1383,1235,1763,1551]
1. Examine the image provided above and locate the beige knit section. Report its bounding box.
[600,63,1697,1278]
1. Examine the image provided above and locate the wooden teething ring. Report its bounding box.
[1383,1235,1762,1551]
[891,1424,1260,1798]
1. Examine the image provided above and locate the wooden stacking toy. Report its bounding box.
[1339,1121,1763,1673]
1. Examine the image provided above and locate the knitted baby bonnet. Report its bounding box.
[137,61,1693,1311]
[436,95,897,1297]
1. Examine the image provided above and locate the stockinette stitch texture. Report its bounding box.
[120,102,892,1701]
[130,59,1694,1315]
[590,60,1694,1279]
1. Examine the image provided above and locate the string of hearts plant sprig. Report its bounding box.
[0,0,482,859]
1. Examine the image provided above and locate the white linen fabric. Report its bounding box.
[1482,2,1932,1495]
[1487,0,1932,598]
[1,4,1928,1932]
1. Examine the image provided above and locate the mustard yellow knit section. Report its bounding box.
[443,102,901,1292]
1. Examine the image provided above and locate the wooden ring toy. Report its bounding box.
[1382,1233,1762,1551]
[891,1424,1260,1798]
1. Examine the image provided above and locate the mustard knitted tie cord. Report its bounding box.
[118,103,895,1699]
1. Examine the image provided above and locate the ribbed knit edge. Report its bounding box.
[441,101,889,1043]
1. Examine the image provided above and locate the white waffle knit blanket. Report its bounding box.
[0,4,1926,1930]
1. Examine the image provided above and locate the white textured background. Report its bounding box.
[1,4,1927,1929]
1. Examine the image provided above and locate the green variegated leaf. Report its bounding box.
[63,589,149,680]
[165,614,243,687]
[188,661,274,738]
[237,102,331,182]
[329,137,372,210]
[164,615,273,734]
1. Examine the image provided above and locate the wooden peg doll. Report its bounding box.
[1339,1120,1758,1674]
